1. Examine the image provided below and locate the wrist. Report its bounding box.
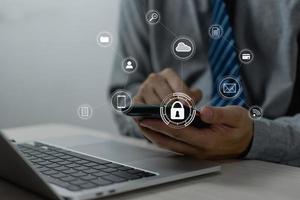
[239,119,254,158]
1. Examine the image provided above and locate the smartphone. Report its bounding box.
[124,105,210,129]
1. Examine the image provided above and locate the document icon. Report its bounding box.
[211,27,221,38]
[79,106,89,117]
[209,24,223,39]
[222,83,237,94]
[77,104,93,120]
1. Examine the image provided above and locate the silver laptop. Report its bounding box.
[0,131,220,200]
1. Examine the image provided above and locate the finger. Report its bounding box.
[136,85,161,105]
[145,73,173,100]
[146,73,174,100]
[160,69,203,103]
[133,95,145,104]
[153,79,174,100]
[140,119,211,147]
[139,126,202,156]
[143,89,161,104]
[189,88,203,103]
[160,68,189,92]
[200,106,246,127]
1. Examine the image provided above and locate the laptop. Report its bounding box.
[0,131,220,200]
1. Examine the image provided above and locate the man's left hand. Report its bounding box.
[139,106,254,160]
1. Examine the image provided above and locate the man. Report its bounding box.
[109,0,300,166]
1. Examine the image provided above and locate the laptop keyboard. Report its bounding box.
[16,142,156,191]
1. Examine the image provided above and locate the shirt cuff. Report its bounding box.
[245,118,285,162]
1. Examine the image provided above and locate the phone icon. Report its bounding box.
[117,95,126,109]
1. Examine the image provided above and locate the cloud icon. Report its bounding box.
[175,42,192,52]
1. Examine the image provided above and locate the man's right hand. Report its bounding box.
[133,68,202,105]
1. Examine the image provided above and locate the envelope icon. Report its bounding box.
[222,83,237,94]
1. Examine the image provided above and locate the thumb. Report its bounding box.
[200,106,244,127]
[188,88,203,103]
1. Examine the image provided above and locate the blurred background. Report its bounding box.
[0,0,121,134]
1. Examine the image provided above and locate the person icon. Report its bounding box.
[125,61,133,70]
[122,57,138,73]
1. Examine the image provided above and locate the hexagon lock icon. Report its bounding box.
[170,101,185,120]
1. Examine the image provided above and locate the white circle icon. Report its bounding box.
[208,24,223,40]
[249,106,263,120]
[218,77,241,99]
[145,10,160,25]
[122,57,138,73]
[171,37,196,61]
[111,90,133,113]
[160,92,196,129]
[239,49,254,64]
[97,31,113,47]
[77,104,93,120]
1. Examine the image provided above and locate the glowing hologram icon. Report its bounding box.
[175,42,192,52]
[116,95,127,109]
[239,49,254,64]
[208,24,223,40]
[77,104,93,120]
[145,10,160,25]
[149,13,158,22]
[171,36,196,61]
[125,61,133,69]
[249,106,263,120]
[170,101,185,120]
[122,57,138,73]
[242,53,251,60]
[97,31,113,47]
[100,36,109,43]
[218,77,241,99]
[222,83,237,94]
[111,90,133,113]
[160,92,196,129]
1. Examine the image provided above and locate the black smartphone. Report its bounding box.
[124,105,210,129]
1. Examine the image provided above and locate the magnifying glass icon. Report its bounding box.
[149,13,158,22]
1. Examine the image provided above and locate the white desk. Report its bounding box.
[1,124,300,200]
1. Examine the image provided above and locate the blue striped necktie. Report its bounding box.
[208,0,246,107]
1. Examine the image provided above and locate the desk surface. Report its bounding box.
[1,124,300,200]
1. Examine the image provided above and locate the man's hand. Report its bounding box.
[133,68,202,104]
[138,106,254,160]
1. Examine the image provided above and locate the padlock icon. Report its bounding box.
[170,101,185,120]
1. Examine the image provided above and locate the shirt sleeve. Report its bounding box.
[245,115,300,167]
[108,0,150,138]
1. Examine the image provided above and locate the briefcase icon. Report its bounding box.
[222,83,237,94]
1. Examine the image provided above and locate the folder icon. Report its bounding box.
[99,36,110,43]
